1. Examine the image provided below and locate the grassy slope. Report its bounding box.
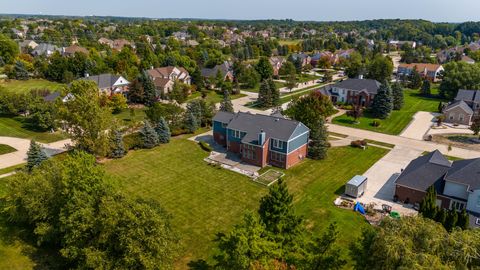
[0,144,16,155]
[0,116,66,143]
[0,79,65,94]
[104,137,388,267]
[333,89,447,135]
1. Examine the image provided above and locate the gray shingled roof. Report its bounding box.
[333,79,381,94]
[201,62,231,78]
[43,91,61,102]
[444,100,474,114]
[455,89,480,104]
[395,150,452,192]
[215,111,309,145]
[213,111,235,123]
[445,158,480,191]
[82,74,128,89]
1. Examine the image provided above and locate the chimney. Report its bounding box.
[258,130,266,145]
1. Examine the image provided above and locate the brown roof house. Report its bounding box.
[397,63,444,82]
[147,66,191,95]
[62,44,89,56]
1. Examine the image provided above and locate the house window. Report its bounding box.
[449,114,454,120]
[232,130,241,139]
[271,152,285,162]
[221,123,227,128]
[243,144,256,160]
[271,139,284,149]
[459,114,464,121]
[451,200,465,211]
[476,195,480,207]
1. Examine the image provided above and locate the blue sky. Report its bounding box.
[0,0,479,22]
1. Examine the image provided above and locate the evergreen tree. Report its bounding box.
[421,79,431,96]
[140,71,157,106]
[257,79,272,108]
[255,56,274,80]
[13,60,29,80]
[184,112,198,133]
[26,140,48,172]
[391,82,404,110]
[444,210,458,231]
[110,130,126,158]
[371,82,393,119]
[457,209,469,230]
[434,207,447,225]
[155,117,171,144]
[308,117,329,160]
[219,89,234,113]
[268,78,280,107]
[408,67,422,89]
[438,101,444,113]
[419,186,438,220]
[140,121,159,149]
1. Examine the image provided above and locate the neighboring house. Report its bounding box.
[11,28,25,39]
[461,55,476,64]
[290,53,311,67]
[212,111,310,169]
[98,37,114,47]
[62,44,89,56]
[43,92,74,103]
[147,66,191,95]
[186,40,199,47]
[395,150,480,228]
[443,89,480,125]
[82,74,130,95]
[201,61,234,82]
[319,78,381,106]
[388,40,416,50]
[98,38,134,51]
[19,40,38,52]
[32,43,61,57]
[310,51,335,66]
[269,56,286,76]
[397,63,444,82]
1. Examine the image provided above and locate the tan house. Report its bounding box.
[397,63,444,82]
[147,66,191,95]
[63,44,89,56]
[443,100,474,125]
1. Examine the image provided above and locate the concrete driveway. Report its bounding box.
[400,111,439,140]
[357,146,421,214]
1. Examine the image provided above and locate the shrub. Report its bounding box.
[350,140,368,148]
[123,132,142,150]
[199,141,213,152]
[371,119,381,127]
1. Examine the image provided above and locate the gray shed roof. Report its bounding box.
[455,89,480,104]
[445,158,480,191]
[395,150,452,192]
[444,100,474,114]
[333,79,381,94]
[347,175,367,187]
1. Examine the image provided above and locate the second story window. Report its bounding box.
[233,130,241,138]
[272,139,283,149]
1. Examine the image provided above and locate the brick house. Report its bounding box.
[147,66,191,95]
[319,78,381,107]
[212,111,310,169]
[395,150,480,228]
[397,63,444,82]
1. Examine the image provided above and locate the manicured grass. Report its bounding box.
[0,79,65,94]
[422,151,463,161]
[333,89,447,135]
[0,164,24,176]
[364,139,395,149]
[103,136,388,267]
[0,144,16,155]
[0,116,66,143]
[187,91,246,104]
[241,81,285,93]
[112,107,147,124]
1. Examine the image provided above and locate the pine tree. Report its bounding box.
[110,130,126,158]
[421,79,431,96]
[155,117,171,144]
[444,210,458,231]
[308,117,329,160]
[219,89,234,113]
[26,140,48,172]
[371,82,393,119]
[434,207,447,225]
[268,78,280,107]
[13,60,29,80]
[419,186,438,220]
[140,121,159,149]
[140,71,157,106]
[457,209,469,230]
[408,67,422,89]
[257,79,272,108]
[185,112,198,133]
[391,82,404,110]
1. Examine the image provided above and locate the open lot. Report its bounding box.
[333,89,447,135]
[103,136,388,267]
[0,116,67,143]
[0,79,65,94]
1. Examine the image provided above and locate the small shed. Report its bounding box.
[345,175,368,198]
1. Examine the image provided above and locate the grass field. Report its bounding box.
[187,90,246,104]
[333,89,447,135]
[0,116,66,143]
[0,79,65,94]
[0,144,16,155]
[241,81,285,93]
[103,136,388,267]
[113,107,147,124]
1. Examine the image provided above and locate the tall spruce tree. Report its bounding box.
[110,130,126,158]
[140,121,159,149]
[257,79,272,108]
[185,112,198,133]
[457,209,469,230]
[140,71,157,106]
[391,82,404,110]
[419,186,438,220]
[371,82,393,119]
[268,78,280,107]
[308,117,329,160]
[155,117,171,144]
[445,210,458,231]
[219,89,234,113]
[434,207,447,225]
[408,67,422,89]
[421,79,431,96]
[26,140,48,172]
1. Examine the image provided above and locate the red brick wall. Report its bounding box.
[228,141,241,153]
[213,132,226,146]
[395,185,451,209]
[241,145,267,167]
[286,144,308,169]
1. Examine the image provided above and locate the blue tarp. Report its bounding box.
[354,202,365,215]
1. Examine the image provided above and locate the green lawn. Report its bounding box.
[241,81,285,93]
[112,107,147,124]
[0,164,24,175]
[187,91,246,104]
[0,116,66,143]
[103,137,388,267]
[0,144,16,155]
[333,89,447,135]
[0,79,65,94]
